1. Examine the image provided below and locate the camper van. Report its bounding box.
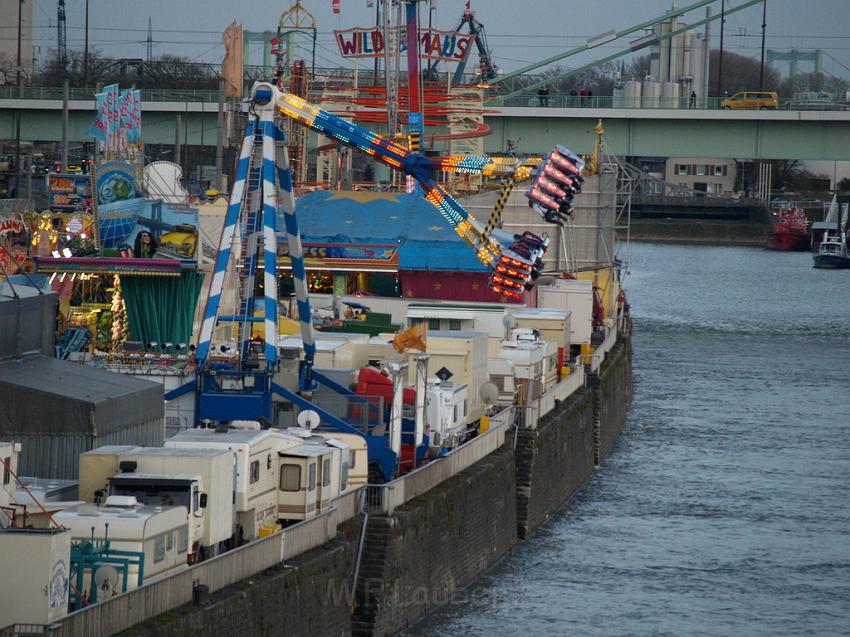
[165,426,303,539]
[54,498,190,587]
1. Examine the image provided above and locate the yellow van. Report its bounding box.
[720,91,779,110]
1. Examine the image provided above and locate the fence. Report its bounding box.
[30,489,362,637]
[589,326,618,374]
[366,406,515,515]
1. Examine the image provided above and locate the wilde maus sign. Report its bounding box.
[334,26,473,61]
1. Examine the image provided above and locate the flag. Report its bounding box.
[131,89,142,143]
[221,21,244,98]
[87,92,108,142]
[332,0,340,14]
[120,88,132,149]
[104,84,120,152]
[392,323,427,354]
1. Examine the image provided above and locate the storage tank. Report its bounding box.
[623,80,642,108]
[612,83,625,108]
[641,80,661,109]
[661,82,680,109]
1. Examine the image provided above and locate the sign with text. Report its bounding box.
[334,26,473,61]
[48,174,92,212]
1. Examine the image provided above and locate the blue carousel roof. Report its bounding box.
[286,190,488,272]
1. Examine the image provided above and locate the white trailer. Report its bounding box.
[537,279,594,345]
[414,330,488,425]
[277,441,339,521]
[426,381,470,449]
[53,498,190,587]
[165,427,303,539]
[486,357,518,407]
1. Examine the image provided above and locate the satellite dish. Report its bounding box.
[502,314,517,330]
[94,565,119,594]
[297,409,321,430]
[480,381,499,405]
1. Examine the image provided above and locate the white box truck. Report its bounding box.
[106,447,235,560]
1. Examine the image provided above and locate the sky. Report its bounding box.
[17,0,850,80]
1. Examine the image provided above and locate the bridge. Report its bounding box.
[2,86,850,160]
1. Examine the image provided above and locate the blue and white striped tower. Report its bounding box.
[258,112,280,364]
[196,82,310,379]
[275,120,316,387]
[196,118,257,364]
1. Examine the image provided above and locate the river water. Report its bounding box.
[404,243,850,637]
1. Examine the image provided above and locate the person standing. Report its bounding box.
[537,86,550,107]
[690,90,697,108]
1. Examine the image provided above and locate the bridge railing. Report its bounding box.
[4,85,848,112]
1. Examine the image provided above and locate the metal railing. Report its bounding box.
[33,488,363,637]
[4,84,848,112]
[589,327,619,374]
[366,406,515,515]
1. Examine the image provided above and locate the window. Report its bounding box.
[714,184,723,194]
[448,319,462,331]
[250,460,260,484]
[178,526,189,553]
[308,463,317,491]
[713,165,725,176]
[340,465,349,492]
[154,534,165,563]
[280,465,301,492]
[676,164,687,176]
[166,530,174,550]
[696,164,707,176]
[322,459,331,487]
[3,457,9,485]
[427,318,440,331]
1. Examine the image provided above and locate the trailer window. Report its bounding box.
[2,457,9,485]
[308,463,316,491]
[178,526,189,553]
[322,459,331,487]
[250,460,260,484]
[154,535,165,563]
[279,465,301,492]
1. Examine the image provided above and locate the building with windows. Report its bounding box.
[665,158,737,196]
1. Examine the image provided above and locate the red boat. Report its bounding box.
[766,201,811,251]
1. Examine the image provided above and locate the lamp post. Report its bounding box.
[14,0,24,200]
[84,0,90,87]
[758,0,768,90]
[717,0,725,96]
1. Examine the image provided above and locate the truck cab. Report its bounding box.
[108,473,209,560]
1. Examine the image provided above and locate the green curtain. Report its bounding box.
[122,271,205,345]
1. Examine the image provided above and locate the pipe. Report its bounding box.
[388,359,407,459]
[414,353,428,451]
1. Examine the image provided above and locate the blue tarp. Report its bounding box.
[288,190,488,272]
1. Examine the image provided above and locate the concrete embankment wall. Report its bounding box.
[624,219,766,246]
[515,387,595,537]
[120,519,362,637]
[120,335,633,637]
[352,445,518,637]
